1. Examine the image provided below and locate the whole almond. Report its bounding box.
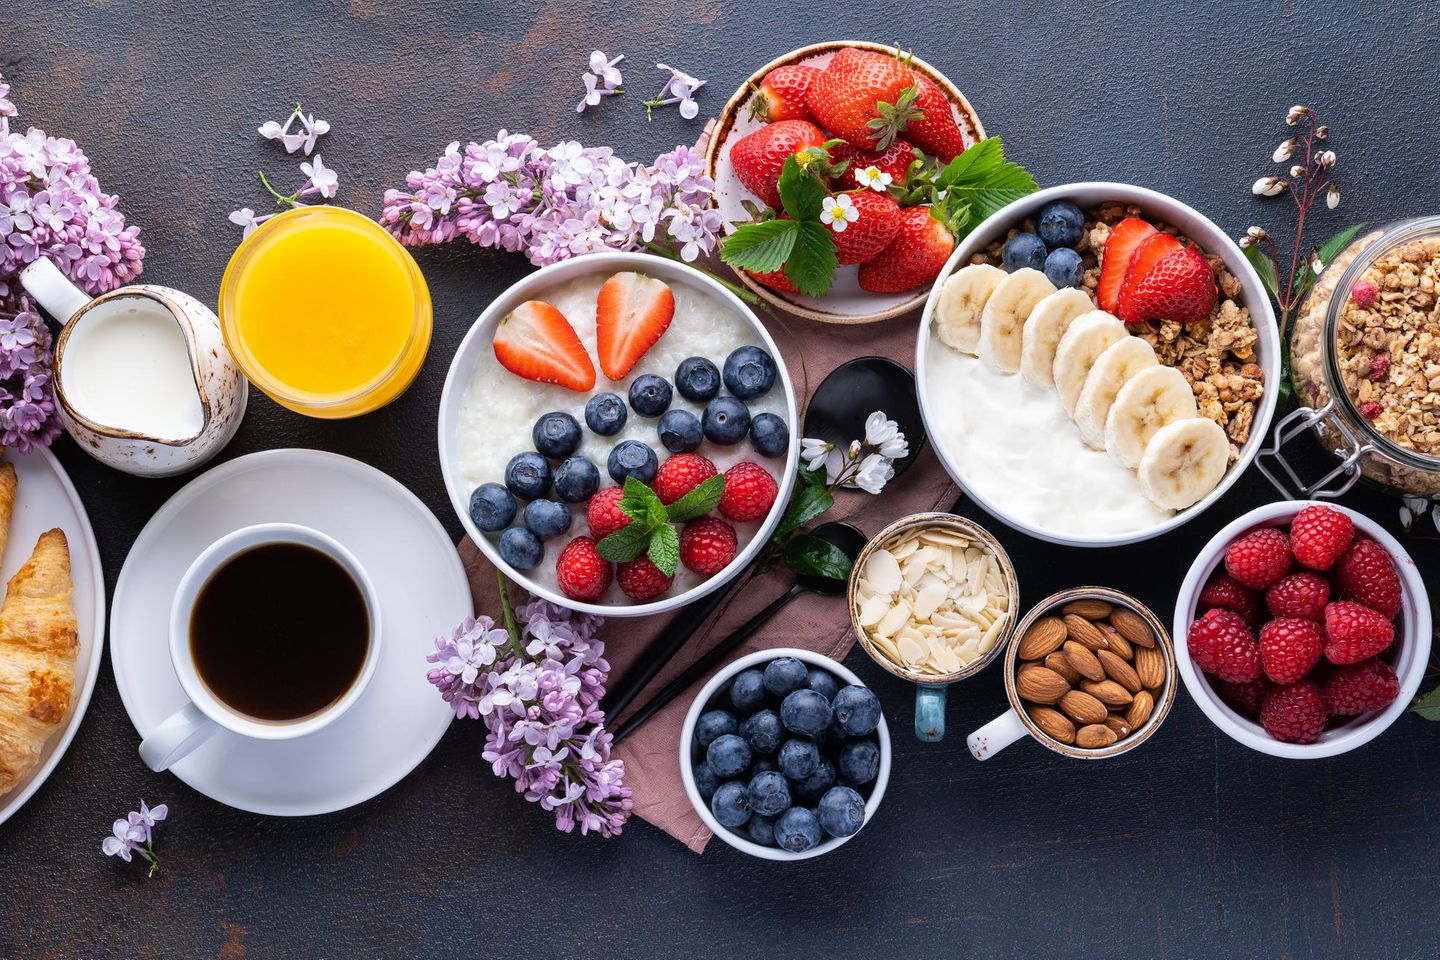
[1044,651,1083,684]
[1110,608,1156,648]
[1017,616,1067,660]
[1103,714,1133,738]
[1016,667,1070,704]
[1075,723,1118,749]
[1029,706,1075,744]
[1062,640,1105,682]
[1081,679,1133,707]
[1134,645,1166,690]
[1103,628,1133,660]
[1063,598,1113,620]
[1097,649,1143,693]
[1058,689,1108,725]
[1126,690,1155,729]
[1064,614,1110,651]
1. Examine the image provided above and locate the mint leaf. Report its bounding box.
[1244,245,1281,305]
[619,476,664,521]
[719,218,800,274]
[596,522,654,564]
[784,219,839,298]
[932,137,1038,234]
[648,524,680,576]
[666,474,726,523]
[1412,685,1440,722]
[783,534,854,580]
[771,482,833,544]
[777,155,824,221]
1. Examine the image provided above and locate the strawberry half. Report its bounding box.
[729,119,828,209]
[857,204,954,293]
[904,75,967,162]
[1118,244,1218,325]
[747,64,822,124]
[595,272,675,380]
[831,191,902,265]
[806,47,919,150]
[1097,217,1157,314]
[1115,233,1182,321]
[492,300,595,391]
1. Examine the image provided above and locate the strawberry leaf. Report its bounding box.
[777,154,825,221]
[648,524,680,576]
[784,220,839,298]
[666,474,726,523]
[597,522,655,564]
[931,137,1038,230]
[720,218,800,274]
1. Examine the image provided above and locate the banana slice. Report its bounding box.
[1137,417,1230,510]
[1073,337,1159,448]
[934,264,1007,354]
[1104,365,1199,468]
[1052,311,1127,416]
[1019,288,1095,390]
[978,268,1056,374]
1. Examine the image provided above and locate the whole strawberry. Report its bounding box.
[903,74,967,162]
[680,516,738,575]
[1265,572,1330,621]
[1116,243,1217,326]
[857,205,954,294]
[747,64,822,124]
[555,536,613,602]
[1214,676,1269,718]
[1289,504,1354,570]
[1258,617,1325,684]
[729,119,828,209]
[1224,527,1293,590]
[748,268,798,294]
[1323,658,1401,716]
[1198,574,1261,625]
[1188,608,1261,683]
[1323,600,1395,664]
[805,47,919,150]
[719,461,778,522]
[833,139,922,191]
[653,453,718,505]
[1332,539,1402,619]
[1260,681,1327,744]
[831,191,902,265]
[587,487,631,540]
[616,556,673,601]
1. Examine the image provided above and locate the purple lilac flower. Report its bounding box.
[102,801,167,876]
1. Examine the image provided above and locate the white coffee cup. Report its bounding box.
[138,523,381,772]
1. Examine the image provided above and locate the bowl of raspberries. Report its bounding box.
[1174,501,1431,757]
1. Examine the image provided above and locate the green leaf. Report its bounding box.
[784,219,839,298]
[783,534,854,580]
[771,482,834,544]
[1244,245,1282,305]
[719,218,800,274]
[648,524,681,576]
[1412,685,1440,721]
[1316,222,1367,266]
[596,522,654,564]
[619,475,663,519]
[666,474,726,523]
[777,155,825,221]
[798,464,828,489]
[929,137,1038,238]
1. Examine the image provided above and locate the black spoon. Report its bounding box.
[804,356,927,481]
[610,520,867,745]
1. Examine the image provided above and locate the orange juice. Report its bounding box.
[219,206,431,418]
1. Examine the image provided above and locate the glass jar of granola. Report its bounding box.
[1263,217,1440,499]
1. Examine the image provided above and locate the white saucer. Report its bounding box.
[111,449,471,816]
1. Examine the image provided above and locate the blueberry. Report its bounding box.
[702,396,751,445]
[657,409,703,454]
[763,657,808,699]
[693,762,719,802]
[723,346,777,400]
[729,669,766,713]
[1001,232,1047,272]
[675,356,722,401]
[628,375,673,417]
[778,738,820,780]
[817,785,866,838]
[552,456,600,503]
[792,755,836,803]
[1044,247,1084,289]
[832,685,882,736]
[710,781,751,828]
[523,499,572,540]
[781,689,833,738]
[806,668,839,703]
[740,708,783,754]
[749,412,790,458]
[532,411,582,459]
[607,440,658,484]
[1036,200,1085,249]
[838,739,881,785]
[584,392,628,436]
[468,483,516,532]
[504,451,551,500]
[746,770,792,817]
[752,756,779,776]
[497,527,543,571]
[706,733,752,779]
[774,806,823,852]
[746,813,778,847]
[695,709,739,748]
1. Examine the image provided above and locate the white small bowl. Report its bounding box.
[915,182,1282,548]
[679,647,891,861]
[1173,501,1432,758]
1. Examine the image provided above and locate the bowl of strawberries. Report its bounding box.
[704,41,996,324]
[1174,501,1431,758]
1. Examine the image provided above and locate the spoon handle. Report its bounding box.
[599,582,734,722]
[611,584,803,745]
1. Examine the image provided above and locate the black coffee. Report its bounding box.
[191,542,369,722]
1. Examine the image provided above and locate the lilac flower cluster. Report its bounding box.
[101,800,167,877]
[379,133,723,267]
[0,72,144,451]
[426,594,632,837]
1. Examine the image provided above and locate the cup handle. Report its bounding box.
[914,685,947,742]
[138,701,219,772]
[18,257,92,323]
[967,707,1029,760]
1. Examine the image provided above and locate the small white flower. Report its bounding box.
[1399,496,1428,531]
[1286,104,1311,126]
[1272,138,1296,162]
[1316,149,1337,169]
[854,165,893,192]
[1290,164,1306,178]
[1311,252,1325,273]
[819,193,860,233]
[1251,176,1288,197]
[300,155,339,199]
[849,453,894,495]
[1315,125,1330,139]
[863,411,909,460]
[800,437,832,472]
[1246,226,1268,239]
[1239,236,1253,249]
[1327,183,1340,209]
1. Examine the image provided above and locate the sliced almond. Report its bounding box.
[1126,690,1155,729]
[1029,706,1075,745]
[875,602,910,639]
[1063,598,1113,620]
[1110,608,1156,648]
[1045,651,1083,684]
[1064,614,1111,651]
[1097,648,1143,694]
[1062,640,1105,682]
[863,549,903,593]
[1075,723,1118,749]
[857,594,890,628]
[1134,645,1166,690]
[1057,689,1108,725]
[1017,616,1067,660]
[1015,666,1070,704]
[1081,679,1133,707]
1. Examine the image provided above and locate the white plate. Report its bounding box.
[110,449,470,816]
[0,447,105,827]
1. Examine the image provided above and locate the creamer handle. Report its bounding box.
[19,257,91,323]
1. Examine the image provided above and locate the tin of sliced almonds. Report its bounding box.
[854,526,1011,677]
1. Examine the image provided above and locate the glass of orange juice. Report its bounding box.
[219,206,432,418]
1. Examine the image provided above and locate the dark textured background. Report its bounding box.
[5,1,1440,957]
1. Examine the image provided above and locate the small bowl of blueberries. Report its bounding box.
[680,648,890,860]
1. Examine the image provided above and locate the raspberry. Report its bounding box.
[555,536,613,602]
[1322,658,1400,716]
[652,453,717,505]
[1258,617,1325,684]
[719,461,778,522]
[679,517,738,575]
[1224,527,1292,589]
[586,487,631,540]
[1198,574,1260,625]
[1350,280,1377,308]
[1367,354,1390,381]
[1214,676,1269,718]
[1289,504,1354,571]
[1360,401,1381,420]
[1260,681,1327,744]
[1332,539,1402,619]
[1187,608,1261,683]
[616,556,673,600]
[1265,572,1330,620]
[1323,600,1395,664]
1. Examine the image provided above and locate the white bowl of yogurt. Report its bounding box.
[439,252,798,616]
[915,182,1281,547]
